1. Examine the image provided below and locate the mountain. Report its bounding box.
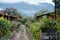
[0,2,54,17]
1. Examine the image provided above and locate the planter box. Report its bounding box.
[0,36,8,40]
[41,32,57,40]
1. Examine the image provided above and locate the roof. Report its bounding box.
[0,9,17,19]
[0,12,17,19]
[36,12,55,17]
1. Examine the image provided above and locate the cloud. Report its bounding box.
[0,8,4,10]
[0,0,54,5]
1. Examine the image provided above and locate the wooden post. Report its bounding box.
[54,0,57,24]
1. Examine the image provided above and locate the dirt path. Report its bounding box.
[10,25,31,40]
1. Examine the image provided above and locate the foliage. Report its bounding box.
[53,0,60,8]
[17,22,21,28]
[6,7,24,22]
[25,21,32,27]
[56,9,60,17]
[57,18,60,40]
[0,17,4,20]
[24,17,36,27]
[0,17,13,38]
[55,3,60,39]
[29,22,43,40]
[41,17,57,33]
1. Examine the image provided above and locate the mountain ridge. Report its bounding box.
[0,2,54,17]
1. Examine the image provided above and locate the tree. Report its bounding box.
[53,0,60,8]
[6,7,17,16]
[53,0,60,40]
[6,7,24,22]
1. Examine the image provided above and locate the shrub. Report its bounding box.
[57,21,60,40]
[29,22,42,40]
[0,17,13,38]
[41,17,57,33]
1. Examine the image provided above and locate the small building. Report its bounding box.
[0,9,18,31]
[36,12,55,22]
[0,9,17,21]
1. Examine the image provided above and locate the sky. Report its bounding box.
[0,0,55,17]
[0,0,54,5]
[0,0,54,9]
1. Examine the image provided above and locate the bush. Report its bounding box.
[29,22,42,40]
[41,17,57,33]
[17,22,21,28]
[0,17,13,38]
[57,21,60,40]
